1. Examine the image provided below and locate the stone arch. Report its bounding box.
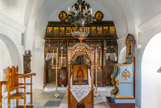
[0,34,21,72]
[141,32,161,108]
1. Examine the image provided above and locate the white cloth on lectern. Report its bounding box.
[70,69,91,102]
[45,53,52,61]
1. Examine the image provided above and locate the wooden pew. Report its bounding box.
[7,66,36,108]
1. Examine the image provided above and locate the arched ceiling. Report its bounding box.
[1,0,161,49]
[27,0,161,38]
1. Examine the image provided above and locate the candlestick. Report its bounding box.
[100,48,102,66]
[54,48,59,98]
[94,47,100,97]
[51,49,54,66]
[61,47,63,67]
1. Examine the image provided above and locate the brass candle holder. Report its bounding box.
[52,48,59,98]
[94,47,100,97]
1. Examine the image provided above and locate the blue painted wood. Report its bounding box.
[109,34,135,104]
[114,99,135,103]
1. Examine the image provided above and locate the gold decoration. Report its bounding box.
[122,69,130,80]
[51,48,59,98]
[94,47,100,97]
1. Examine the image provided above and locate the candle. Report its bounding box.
[85,6,87,13]
[79,5,81,12]
[51,49,54,66]
[90,8,92,15]
[56,48,58,67]
[68,7,70,12]
[61,47,63,67]
[100,49,102,66]
[73,6,75,12]
[68,7,70,15]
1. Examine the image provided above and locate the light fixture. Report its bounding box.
[66,0,95,42]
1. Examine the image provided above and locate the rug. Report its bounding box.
[44,92,65,107]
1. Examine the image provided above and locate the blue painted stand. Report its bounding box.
[107,34,136,108]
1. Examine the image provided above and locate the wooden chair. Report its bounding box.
[0,81,7,108]
[7,66,36,108]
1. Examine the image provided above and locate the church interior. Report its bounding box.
[0,0,161,108]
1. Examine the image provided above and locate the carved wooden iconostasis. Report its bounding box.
[44,21,118,87]
[68,43,94,108]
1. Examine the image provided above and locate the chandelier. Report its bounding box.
[66,0,95,42]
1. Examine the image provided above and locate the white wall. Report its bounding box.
[0,39,12,81]
[32,36,44,89]
[118,47,126,63]
[141,33,161,108]
[0,0,28,25]
[0,6,27,107]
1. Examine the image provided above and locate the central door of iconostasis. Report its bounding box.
[44,21,118,88]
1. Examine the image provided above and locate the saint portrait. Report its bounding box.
[59,11,67,21]
[95,11,104,21]
[73,65,88,85]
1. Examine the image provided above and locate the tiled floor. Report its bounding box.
[33,87,112,108]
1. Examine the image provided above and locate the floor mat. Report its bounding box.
[44,92,65,107]
[44,100,61,106]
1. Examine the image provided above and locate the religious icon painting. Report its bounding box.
[46,27,53,35]
[73,65,88,85]
[95,11,104,21]
[66,27,71,35]
[59,11,67,21]
[97,26,102,34]
[53,27,59,35]
[72,27,76,31]
[59,27,65,35]
[91,26,96,34]
[85,27,90,32]
[110,26,115,33]
[103,26,108,34]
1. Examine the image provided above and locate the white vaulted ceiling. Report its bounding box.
[1,0,161,44]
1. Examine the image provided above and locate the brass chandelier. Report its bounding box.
[66,0,94,28]
[66,0,95,42]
